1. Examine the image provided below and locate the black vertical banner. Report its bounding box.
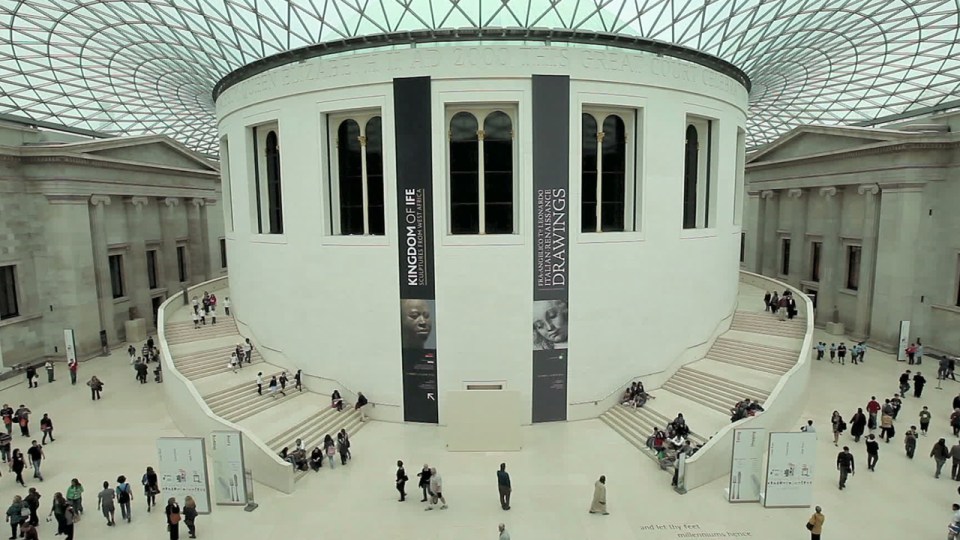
[394,77,439,424]
[531,75,570,423]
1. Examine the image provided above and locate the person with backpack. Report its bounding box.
[116,475,133,523]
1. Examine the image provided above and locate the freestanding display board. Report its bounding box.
[156,437,212,513]
[394,76,439,424]
[729,428,765,503]
[63,329,77,364]
[530,74,570,423]
[210,431,248,506]
[762,432,816,508]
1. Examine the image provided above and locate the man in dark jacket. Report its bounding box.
[836,447,855,489]
[417,464,432,502]
[497,463,511,510]
[913,372,927,398]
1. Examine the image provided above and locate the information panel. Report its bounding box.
[763,431,816,508]
[531,74,570,423]
[729,428,765,503]
[156,437,212,513]
[209,431,247,506]
[394,76,439,424]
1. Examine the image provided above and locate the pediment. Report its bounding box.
[56,136,218,172]
[749,127,904,163]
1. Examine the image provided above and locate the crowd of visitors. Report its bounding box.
[620,381,653,408]
[763,290,798,320]
[190,291,220,329]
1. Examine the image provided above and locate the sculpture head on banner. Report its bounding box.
[533,299,569,350]
[400,299,435,349]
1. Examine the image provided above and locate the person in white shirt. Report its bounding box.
[948,503,960,540]
[256,372,263,396]
[801,419,817,438]
[209,305,217,325]
[425,468,447,510]
[498,523,510,540]
[191,309,200,329]
[224,297,231,317]
[229,353,239,373]
[243,339,253,364]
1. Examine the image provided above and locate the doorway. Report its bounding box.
[151,296,164,328]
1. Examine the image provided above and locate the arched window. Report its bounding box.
[448,108,516,235]
[682,124,699,229]
[329,112,385,236]
[581,110,633,232]
[261,128,284,234]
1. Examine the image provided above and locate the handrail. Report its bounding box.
[679,270,815,492]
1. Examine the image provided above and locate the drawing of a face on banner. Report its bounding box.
[532,299,568,350]
[400,298,436,349]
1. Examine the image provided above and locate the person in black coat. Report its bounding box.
[849,408,867,443]
[417,464,431,502]
[395,460,408,502]
[913,372,927,398]
[164,497,181,540]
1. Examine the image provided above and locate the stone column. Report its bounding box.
[89,195,115,344]
[817,187,842,325]
[744,191,763,272]
[760,190,780,277]
[852,184,880,339]
[159,197,182,293]
[124,197,152,325]
[187,198,207,284]
[786,188,807,287]
[869,184,924,346]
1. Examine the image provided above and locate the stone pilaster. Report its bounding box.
[187,198,208,283]
[760,190,780,277]
[89,195,115,344]
[786,188,807,287]
[817,187,842,325]
[159,197,182,292]
[852,184,880,340]
[125,196,153,326]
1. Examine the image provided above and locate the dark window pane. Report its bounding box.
[600,115,626,232]
[781,238,791,275]
[337,120,364,235]
[219,239,228,269]
[449,112,479,234]
[109,254,124,299]
[265,131,284,234]
[146,250,158,289]
[811,242,822,282]
[483,111,513,233]
[0,266,19,320]
[846,245,861,290]
[683,124,699,229]
[581,114,598,232]
[177,246,187,283]
[365,117,385,235]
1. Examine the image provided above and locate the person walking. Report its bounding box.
[932,438,950,478]
[837,343,847,365]
[836,446,854,489]
[87,375,104,400]
[23,488,40,527]
[323,434,336,468]
[879,413,895,443]
[209,304,217,325]
[763,291,771,311]
[589,475,608,515]
[417,464,431,502]
[27,440,44,481]
[828,343,836,363]
[98,480,117,526]
[395,460,408,502]
[48,492,67,536]
[913,372,927,398]
[866,397,880,431]
[6,495,25,540]
[865,434,879,471]
[143,466,159,512]
[294,370,302,392]
[497,463,512,510]
[183,496,198,539]
[243,339,253,363]
[40,414,54,445]
[337,429,351,462]
[16,405,31,437]
[45,362,55,383]
[806,506,825,540]
[950,440,960,480]
[1,404,13,436]
[849,408,867,442]
[116,475,133,523]
[830,411,844,446]
[66,478,84,515]
[355,392,369,422]
[67,358,78,385]
[11,449,26,487]
[904,426,918,459]
[0,431,9,464]
[425,468,447,510]
[949,503,960,540]
[224,297,231,317]
[165,497,181,540]
[498,523,511,540]
[63,502,77,540]
[256,372,263,396]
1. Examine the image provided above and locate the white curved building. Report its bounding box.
[215,33,748,424]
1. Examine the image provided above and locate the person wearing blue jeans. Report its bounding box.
[116,476,133,523]
[27,440,44,481]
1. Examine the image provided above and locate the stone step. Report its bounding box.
[204,371,287,404]
[706,348,795,369]
[678,366,770,398]
[704,353,789,375]
[662,378,738,415]
[210,389,308,423]
[712,338,798,361]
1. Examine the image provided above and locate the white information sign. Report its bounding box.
[728,428,765,503]
[210,431,248,506]
[763,432,816,508]
[897,320,911,361]
[156,437,212,514]
[63,329,77,364]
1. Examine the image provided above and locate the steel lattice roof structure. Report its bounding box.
[2,1,959,155]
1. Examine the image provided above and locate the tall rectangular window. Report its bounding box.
[682,115,716,229]
[219,137,234,233]
[740,232,745,263]
[252,124,284,234]
[146,250,159,289]
[780,238,791,276]
[219,239,228,269]
[327,111,385,235]
[447,107,517,235]
[109,254,125,299]
[177,246,187,283]
[846,245,862,291]
[581,108,637,232]
[810,241,822,282]
[0,265,19,320]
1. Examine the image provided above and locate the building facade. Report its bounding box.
[0,121,225,367]
[742,112,960,355]
[216,39,749,424]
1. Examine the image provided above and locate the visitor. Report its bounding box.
[849,408,866,443]
[11,449,26,486]
[45,361,55,383]
[165,497,181,540]
[915,340,923,364]
[904,426,918,458]
[913,372,927,398]
[866,396,882,428]
[836,446,854,490]
[496,463,511,510]
[6,495,25,539]
[672,413,689,438]
[87,375,104,400]
[763,291,771,311]
[192,308,200,329]
[331,390,344,411]
[355,392,369,421]
[898,370,911,397]
[323,434,336,468]
[256,372,263,395]
[836,342,847,365]
[137,360,149,384]
[309,447,323,471]
[294,370,302,392]
[16,405,31,437]
[425,468,447,510]
[66,478,84,514]
[889,394,903,420]
[806,506,825,540]
[919,406,932,435]
[183,495,198,538]
[269,375,285,398]
[48,492,67,535]
[865,434,879,471]
[814,341,825,361]
[25,365,38,389]
[98,480,117,526]
[143,466,159,511]
[209,303,217,325]
[68,358,78,385]
[243,338,253,363]
[337,429,351,463]
[906,342,917,364]
[223,296,231,316]
[499,523,511,540]
[128,344,137,363]
[949,503,960,540]
[830,411,844,446]
[23,487,40,526]
[116,475,133,523]
[417,464,431,502]
[63,502,77,540]
[801,419,816,437]
[39,414,54,445]
[829,343,836,362]
[931,438,949,478]
[588,475,607,515]
[229,352,239,374]
[279,372,288,392]
[879,412,895,443]
[27,440,44,481]
[1,404,12,436]
[0,430,10,463]
[396,460,407,502]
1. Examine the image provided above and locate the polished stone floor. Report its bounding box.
[0,328,951,539]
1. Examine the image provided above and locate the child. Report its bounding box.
[919,406,931,435]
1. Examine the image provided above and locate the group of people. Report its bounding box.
[729,398,765,422]
[229,339,255,372]
[254,370,302,397]
[22,362,60,389]
[763,290,798,320]
[129,336,163,384]
[813,341,867,365]
[280,430,353,472]
[190,291,229,328]
[619,381,653,408]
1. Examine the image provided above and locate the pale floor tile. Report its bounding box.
[0,328,953,539]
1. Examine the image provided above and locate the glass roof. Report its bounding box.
[1,0,958,155]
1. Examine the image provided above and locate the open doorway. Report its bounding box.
[151,295,164,328]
